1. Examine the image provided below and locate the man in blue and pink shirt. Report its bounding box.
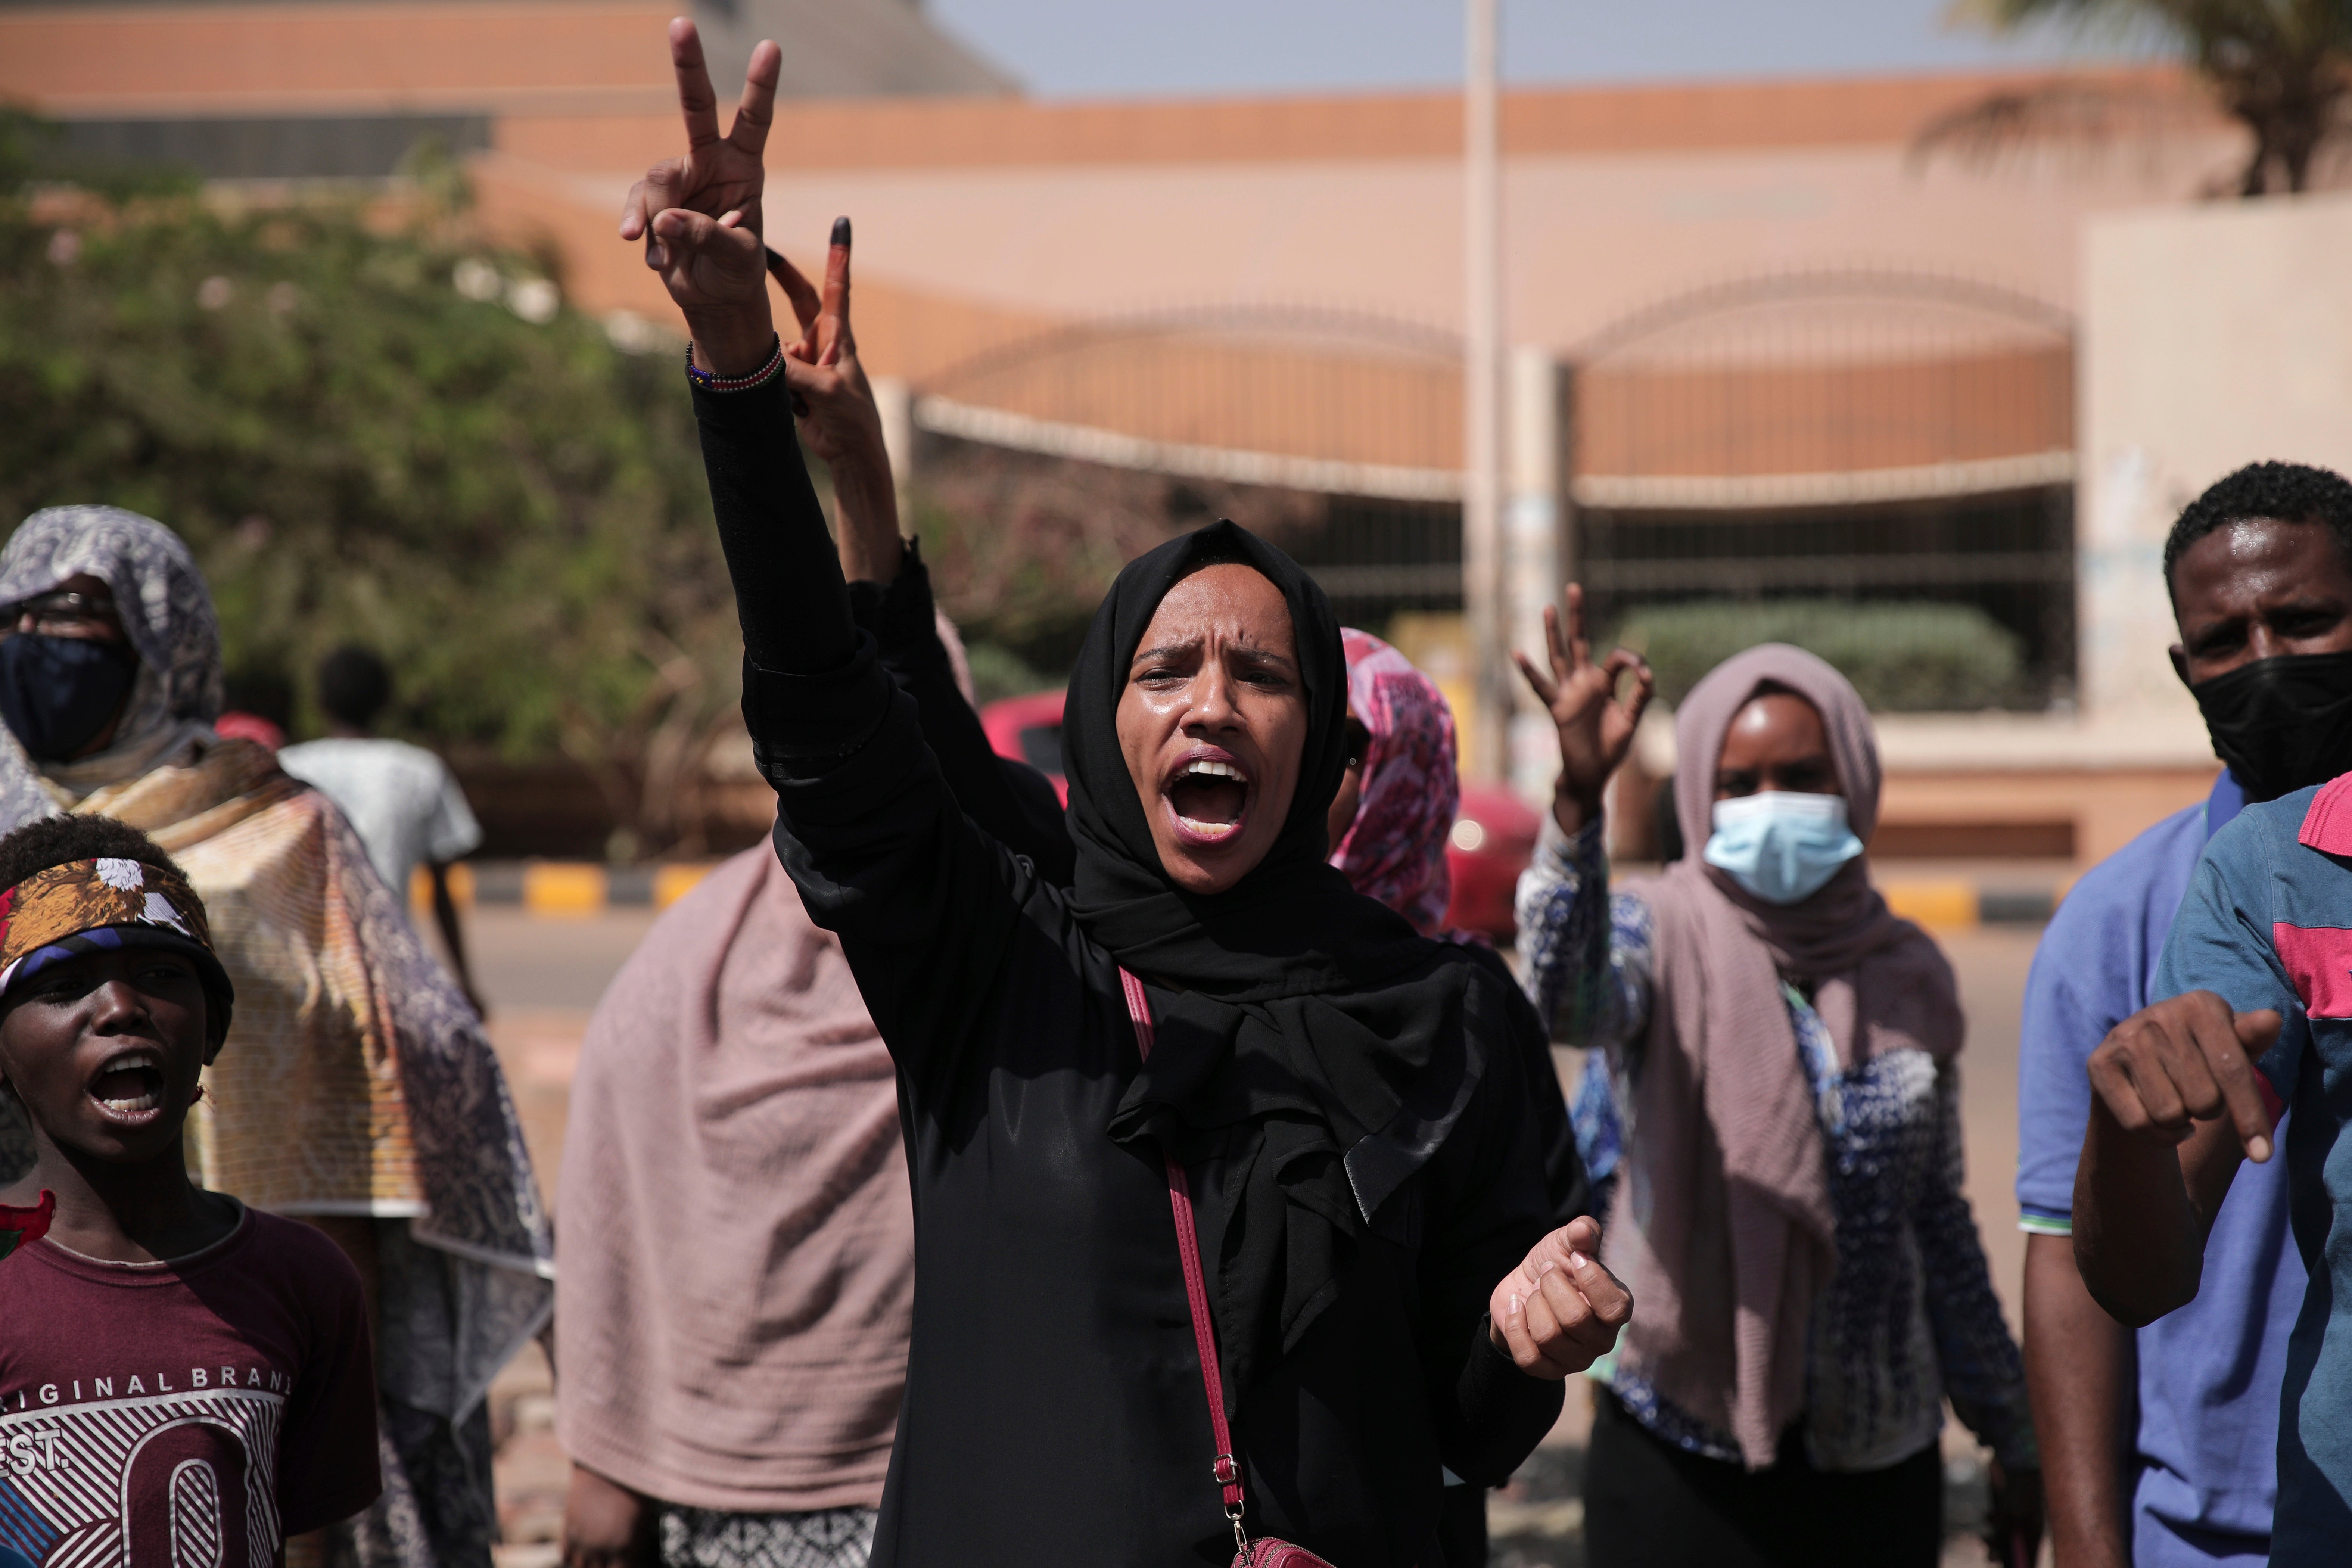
[2017,461,2352,1566]
[2072,463,2352,1567]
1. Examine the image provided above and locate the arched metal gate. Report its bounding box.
[1565,269,2078,705]
[909,304,1472,626]
[898,272,2079,706]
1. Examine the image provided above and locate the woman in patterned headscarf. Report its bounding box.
[1325,627,1463,939]
[1515,598,2038,1567]
[1322,626,1581,1568]
[0,505,552,1568]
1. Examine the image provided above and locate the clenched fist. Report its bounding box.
[1488,1215,1631,1378]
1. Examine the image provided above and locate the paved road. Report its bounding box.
[463,907,2053,1567]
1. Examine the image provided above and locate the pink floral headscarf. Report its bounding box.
[1329,628,1459,936]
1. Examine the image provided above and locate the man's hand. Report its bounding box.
[619,17,778,376]
[2075,991,2281,1324]
[1513,584,1654,837]
[2085,991,2278,1163]
[1985,1459,2044,1568]
[1488,1215,1631,1378]
[561,1462,656,1568]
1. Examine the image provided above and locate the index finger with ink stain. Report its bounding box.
[817,217,852,365]
[668,17,723,148]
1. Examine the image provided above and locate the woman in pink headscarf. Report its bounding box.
[1513,588,2040,1568]
[1325,628,1465,939]
[1326,625,1581,1568]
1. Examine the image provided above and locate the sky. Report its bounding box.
[922,0,2155,99]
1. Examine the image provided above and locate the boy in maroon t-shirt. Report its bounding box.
[0,815,380,1565]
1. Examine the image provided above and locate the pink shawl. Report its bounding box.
[1609,643,1961,1469]
[554,846,912,1511]
[1329,628,1459,936]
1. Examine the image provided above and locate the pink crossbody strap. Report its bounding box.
[1119,967,1250,1532]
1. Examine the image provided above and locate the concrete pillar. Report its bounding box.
[872,375,915,529]
[1460,0,1506,782]
[1506,345,1566,804]
[2080,195,2352,746]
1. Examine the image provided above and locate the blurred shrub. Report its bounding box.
[962,640,1052,707]
[1608,598,2026,713]
[911,439,1321,679]
[0,137,741,848]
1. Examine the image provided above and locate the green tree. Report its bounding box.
[1947,0,2352,193]
[0,144,744,851]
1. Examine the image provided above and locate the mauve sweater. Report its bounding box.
[554,544,1070,1511]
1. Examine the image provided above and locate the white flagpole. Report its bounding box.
[1462,0,1506,779]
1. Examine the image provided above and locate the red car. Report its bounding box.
[979,688,1071,806]
[978,690,1539,942]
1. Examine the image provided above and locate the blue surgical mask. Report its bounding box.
[1702,791,1863,906]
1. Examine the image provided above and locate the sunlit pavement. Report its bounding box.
[461,908,2048,1568]
[452,906,655,1567]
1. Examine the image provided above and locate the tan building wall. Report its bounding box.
[10,7,2307,862]
[3,7,2239,386]
[469,66,2229,485]
[1878,765,2217,867]
[2081,192,2352,731]
[0,2,686,118]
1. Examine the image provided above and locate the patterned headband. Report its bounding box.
[0,857,227,1011]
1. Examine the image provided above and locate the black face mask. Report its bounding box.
[0,634,139,763]
[2191,648,2352,802]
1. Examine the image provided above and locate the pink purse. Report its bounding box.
[1120,968,1341,1568]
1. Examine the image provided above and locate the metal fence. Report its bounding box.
[904,272,2082,701]
[1565,269,2079,705]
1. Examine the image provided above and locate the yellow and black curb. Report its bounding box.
[1880,881,2061,933]
[410,861,716,919]
[425,864,2061,933]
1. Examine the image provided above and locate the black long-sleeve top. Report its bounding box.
[697,375,1565,1567]
[848,550,1074,887]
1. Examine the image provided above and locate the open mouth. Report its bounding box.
[88,1050,167,1121]
[1166,755,1251,846]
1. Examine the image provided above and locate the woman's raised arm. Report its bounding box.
[624,19,856,678]
[623,22,1050,1118]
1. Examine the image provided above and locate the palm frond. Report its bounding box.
[1909,75,2216,171]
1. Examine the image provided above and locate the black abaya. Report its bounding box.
[695,374,1570,1567]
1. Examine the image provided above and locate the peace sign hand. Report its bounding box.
[619,17,778,374]
[766,223,882,467]
[1514,583,1655,836]
[768,223,904,585]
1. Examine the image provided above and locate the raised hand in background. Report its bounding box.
[617,16,778,376]
[1513,583,1655,836]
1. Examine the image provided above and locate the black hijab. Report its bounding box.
[1065,520,1520,1403]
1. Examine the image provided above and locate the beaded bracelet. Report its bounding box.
[685,333,786,393]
